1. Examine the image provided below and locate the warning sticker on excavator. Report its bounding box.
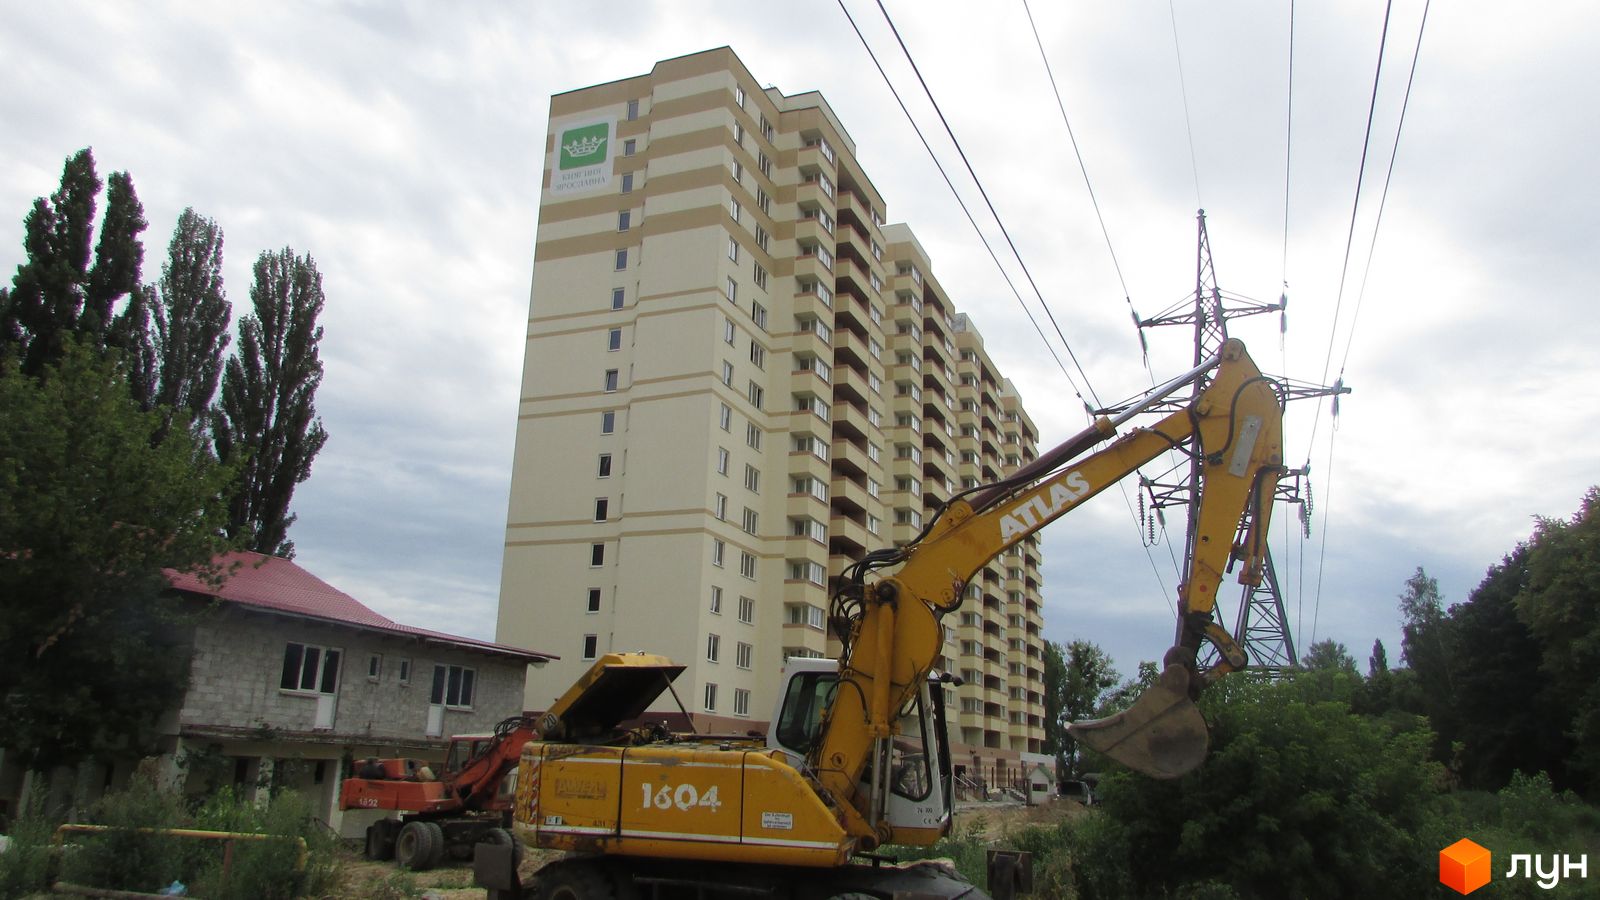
[761,812,793,830]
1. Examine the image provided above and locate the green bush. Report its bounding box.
[189,790,337,900]
[0,788,58,899]
[59,773,191,893]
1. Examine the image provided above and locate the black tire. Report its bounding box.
[395,820,440,871]
[481,826,525,868]
[364,821,397,861]
[423,820,446,869]
[534,860,617,900]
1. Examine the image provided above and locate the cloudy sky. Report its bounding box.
[3,1,1594,681]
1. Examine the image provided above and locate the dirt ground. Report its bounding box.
[325,799,1090,899]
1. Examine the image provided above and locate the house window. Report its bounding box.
[594,497,608,521]
[738,596,754,624]
[430,664,475,709]
[729,198,741,222]
[604,369,619,392]
[719,403,732,431]
[624,138,636,156]
[710,585,723,614]
[611,287,625,310]
[587,588,602,613]
[741,508,759,535]
[621,172,634,193]
[735,85,746,107]
[279,642,340,695]
[753,264,767,291]
[614,249,627,270]
[714,492,727,520]
[707,633,721,662]
[749,343,765,369]
[607,327,622,351]
[601,410,616,434]
[722,361,734,386]
[743,464,760,493]
[739,551,756,579]
[734,688,750,717]
[583,635,598,660]
[627,98,639,120]
[704,683,718,712]
[590,543,605,567]
[751,301,767,330]
[736,641,752,670]
[755,225,768,252]
[618,210,631,232]
[724,317,736,345]
[716,446,730,475]
[713,539,725,567]
[745,422,761,449]
[756,187,770,215]
[366,653,382,682]
[598,454,612,477]
[397,659,411,685]
[728,237,740,262]
[726,277,737,303]
[747,382,763,409]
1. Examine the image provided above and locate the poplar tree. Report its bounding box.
[3,149,102,374]
[212,248,328,557]
[153,209,231,432]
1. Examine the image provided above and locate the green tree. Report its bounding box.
[1078,676,1443,899]
[212,248,328,557]
[152,209,231,435]
[0,341,234,766]
[1368,638,1388,676]
[1301,638,1358,673]
[1515,487,1600,796]
[81,171,148,341]
[2,149,102,373]
[1042,640,1067,775]
[1055,640,1119,776]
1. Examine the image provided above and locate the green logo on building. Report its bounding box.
[559,122,609,170]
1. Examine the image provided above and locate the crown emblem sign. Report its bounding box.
[563,136,605,158]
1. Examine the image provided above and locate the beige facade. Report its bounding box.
[498,47,1049,781]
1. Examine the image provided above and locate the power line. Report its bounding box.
[1281,0,1296,291]
[831,0,1083,400]
[1167,0,1203,209]
[872,0,1103,409]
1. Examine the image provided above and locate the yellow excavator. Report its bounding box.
[478,339,1285,899]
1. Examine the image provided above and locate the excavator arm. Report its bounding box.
[809,339,1284,845]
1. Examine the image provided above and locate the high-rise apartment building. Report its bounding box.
[497,48,1050,786]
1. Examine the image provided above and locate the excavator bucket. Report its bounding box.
[1066,663,1208,779]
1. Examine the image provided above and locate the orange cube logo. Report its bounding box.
[1440,838,1492,894]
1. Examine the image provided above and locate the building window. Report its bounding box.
[747,382,763,409]
[745,422,762,449]
[614,249,627,271]
[726,277,737,303]
[710,585,723,614]
[749,343,765,369]
[729,198,741,222]
[755,225,769,252]
[728,237,740,262]
[621,172,634,193]
[594,497,609,521]
[587,588,602,613]
[627,98,639,120]
[430,664,475,709]
[734,688,750,717]
[608,327,622,351]
[716,446,730,475]
[604,369,619,392]
[739,551,756,579]
[598,453,613,477]
[752,264,767,291]
[707,633,721,662]
[583,634,598,660]
[736,641,752,670]
[618,210,631,232]
[715,492,727,520]
[751,301,767,330]
[601,410,616,434]
[398,659,411,685]
[756,187,770,215]
[704,682,718,712]
[722,360,734,386]
[738,595,754,624]
[741,508,758,535]
[624,138,636,156]
[743,464,760,493]
[735,85,746,107]
[723,317,736,345]
[280,642,340,694]
[758,151,772,179]
[713,539,725,567]
[366,653,382,682]
[719,403,732,431]
[611,287,625,310]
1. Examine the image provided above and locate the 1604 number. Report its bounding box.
[640,782,722,812]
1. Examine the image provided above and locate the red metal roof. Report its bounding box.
[167,551,555,662]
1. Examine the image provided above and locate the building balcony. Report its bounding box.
[831,439,874,479]
[832,402,873,443]
[830,476,872,517]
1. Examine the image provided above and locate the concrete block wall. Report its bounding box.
[179,608,530,742]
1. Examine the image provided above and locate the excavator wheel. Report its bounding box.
[364,820,397,861]
[395,820,442,871]
[481,826,524,869]
[533,859,617,900]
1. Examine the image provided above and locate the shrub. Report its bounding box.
[0,788,58,899]
[59,773,190,893]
